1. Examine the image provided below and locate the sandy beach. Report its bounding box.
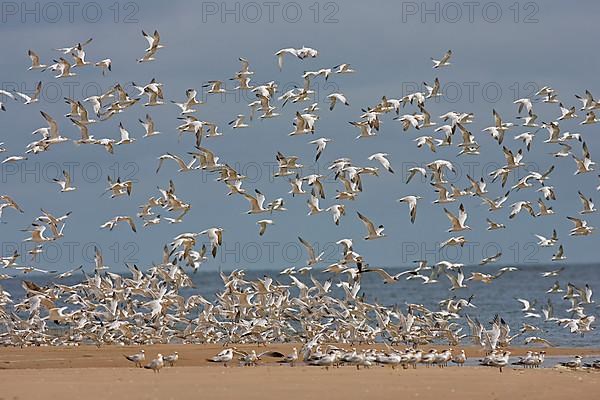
[1,344,599,400]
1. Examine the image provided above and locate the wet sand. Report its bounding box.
[1,344,598,400]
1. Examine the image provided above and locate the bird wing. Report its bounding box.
[357,212,376,235]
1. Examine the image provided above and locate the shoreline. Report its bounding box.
[1,343,598,370]
[1,344,599,400]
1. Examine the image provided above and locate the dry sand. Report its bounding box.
[1,344,599,400]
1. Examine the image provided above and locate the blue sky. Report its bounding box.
[0,0,598,271]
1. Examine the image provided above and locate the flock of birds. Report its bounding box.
[0,33,598,372]
[123,345,600,373]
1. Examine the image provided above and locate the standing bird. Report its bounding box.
[208,348,235,367]
[164,352,179,367]
[124,350,145,368]
[144,353,164,373]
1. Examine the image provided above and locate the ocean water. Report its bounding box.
[1,263,599,348]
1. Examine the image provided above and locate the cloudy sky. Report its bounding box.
[0,0,598,272]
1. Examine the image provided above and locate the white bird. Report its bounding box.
[514,132,535,151]
[257,219,273,236]
[431,183,456,204]
[54,265,83,279]
[480,251,502,265]
[443,204,470,232]
[572,142,595,175]
[398,196,422,224]
[288,174,306,197]
[229,114,249,129]
[326,204,345,225]
[509,201,536,219]
[280,348,299,366]
[558,103,577,120]
[432,50,452,68]
[51,57,76,78]
[23,224,56,243]
[567,216,594,236]
[290,112,318,135]
[144,353,164,373]
[524,336,553,347]
[551,142,572,158]
[357,212,385,240]
[406,167,426,184]
[452,350,467,366]
[552,245,566,261]
[116,122,135,145]
[514,98,533,114]
[516,298,536,312]
[2,155,27,164]
[307,192,323,215]
[414,135,442,152]
[559,356,582,369]
[309,138,331,161]
[440,236,466,248]
[362,267,406,284]
[446,268,467,290]
[327,93,349,110]
[95,59,112,75]
[275,48,299,70]
[138,30,164,63]
[13,81,42,105]
[53,37,92,54]
[188,146,223,170]
[368,153,394,173]
[537,185,556,200]
[503,146,524,169]
[34,111,66,143]
[27,49,46,70]
[334,63,355,74]
[535,230,558,247]
[52,170,76,192]
[575,90,600,110]
[486,218,505,230]
[480,351,511,372]
[296,46,318,59]
[164,352,179,367]
[516,110,539,127]
[350,120,376,139]
[124,350,145,368]
[423,79,441,99]
[200,227,223,258]
[208,348,234,366]
[204,80,227,94]
[541,266,563,278]
[100,216,137,233]
[156,153,197,173]
[396,113,422,131]
[578,191,596,214]
[298,236,324,266]
[581,111,599,125]
[243,190,268,214]
[139,114,160,137]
